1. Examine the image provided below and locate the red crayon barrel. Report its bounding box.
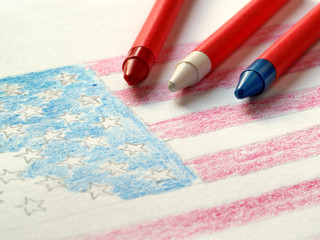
[168,0,289,92]
[122,0,184,85]
[235,3,320,99]
[260,2,320,78]
[196,0,290,70]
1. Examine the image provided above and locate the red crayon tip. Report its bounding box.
[123,58,149,85]
[122,46,154,85]
[122,0,184,85]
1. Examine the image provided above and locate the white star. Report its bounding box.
[76,95,101,107]
[58,156,86,169]
[60,112,83,125]
[119,143,148,156]
[17,198,46,215]
[35,176,64,191]
[82,136,109,149]
[54,73,77,85]
[78,112,88,120]
[99,161,129,175]
[14,149,44,163]
[2,84,25,95]
[0,125,25,138]
[144,169,176,183]
[41,130,64,143]
[86,183,113,199]
[36,89,62,102]
[18,105,43,121]
[0,169,24,184]
[95,117,122,130]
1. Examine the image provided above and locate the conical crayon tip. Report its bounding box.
[234,88,245,99]
[235,71,265,99]
[167,81,176,92]
[123,58,149,85]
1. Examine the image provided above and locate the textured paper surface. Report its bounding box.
[1,0,320,239]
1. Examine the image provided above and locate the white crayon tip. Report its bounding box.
[167,81,176,92]
[168,62,198,92]
[167,51,211,92]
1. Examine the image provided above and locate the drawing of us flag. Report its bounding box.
[0,65,196,200]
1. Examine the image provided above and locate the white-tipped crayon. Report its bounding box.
[168,0,289,92]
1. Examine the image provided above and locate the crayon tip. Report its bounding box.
[167,62,199,92]
[123,58,149,85]
[167,81,176,92]
[234,71,264,99]
[234,88,245,99]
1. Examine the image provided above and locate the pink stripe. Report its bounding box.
[86,43,197,77]
[114,66,244,106]
[86,25,291,76]
[186,125,320,182]
[114,49,320,107]
[149,85,320,139]
[78,177,320,240]
[86,55,125,76]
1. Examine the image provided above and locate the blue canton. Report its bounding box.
[0,66,196,199]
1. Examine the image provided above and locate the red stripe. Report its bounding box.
[86,43,198,77]
[114,49,320,107]
[149,85,320,139]
[79,177,320,240]
[186,125,320,181]
[114,66,244,106]
[87,55,125,76]
[86,25,292,76]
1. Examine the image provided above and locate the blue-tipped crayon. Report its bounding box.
[234,2,320,99]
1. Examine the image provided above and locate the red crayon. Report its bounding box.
[168,0,289,92]
[122,0,184,85]
[261,3,320,77]
[235,2,320,99]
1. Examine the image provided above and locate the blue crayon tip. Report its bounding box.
[235,59,277,99]
[235,71,264,99]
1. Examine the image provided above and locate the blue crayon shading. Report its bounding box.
[0,66,196,200]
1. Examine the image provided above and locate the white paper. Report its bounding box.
[0,0,320,239]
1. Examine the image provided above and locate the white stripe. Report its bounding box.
[130,67,320,124]
[167,107,320,160]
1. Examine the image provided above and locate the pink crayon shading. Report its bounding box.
[149,85,320,139]
[86,25,292,76]
[86,43,198,77]
[78,177,320,240]
[114,66,244,106]
[114,49,320,107]
[86,55,125,76]
[186,124,320,182]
